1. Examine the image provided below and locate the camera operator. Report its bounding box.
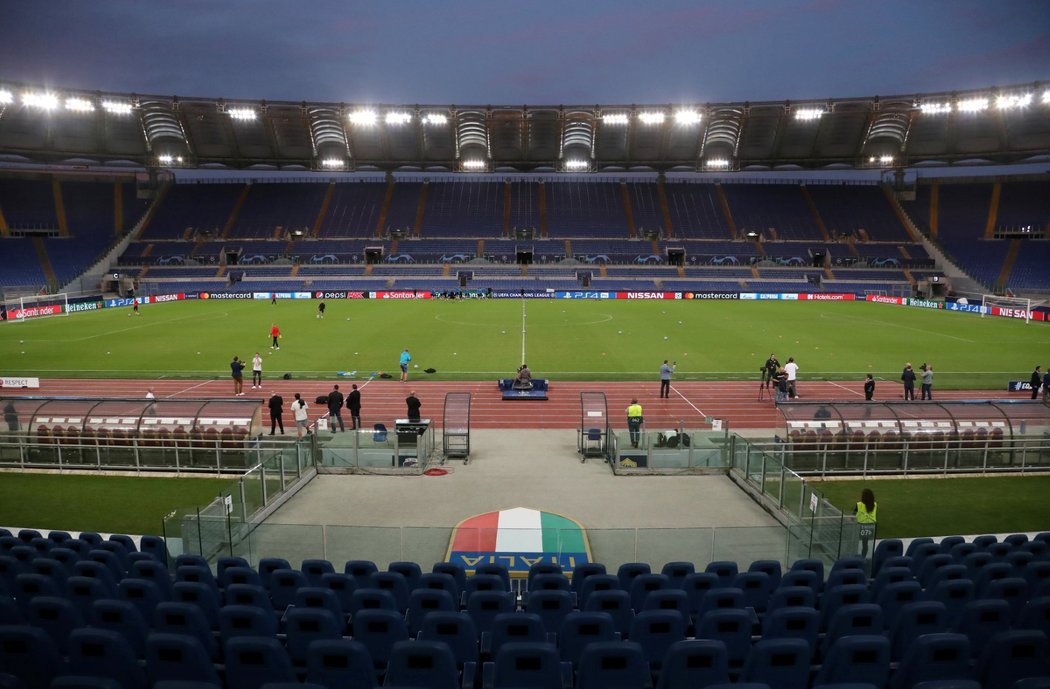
[762,353,780,389]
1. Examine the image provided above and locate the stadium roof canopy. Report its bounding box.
[0,80,1048,173]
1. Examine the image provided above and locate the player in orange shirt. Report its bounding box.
[270,323,281,350]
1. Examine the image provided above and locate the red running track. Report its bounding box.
[27,378,1020,430]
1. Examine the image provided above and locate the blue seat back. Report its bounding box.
[285,607,343,666]
[65,628,146,689]
[0,625,61,689]
[152,600,218,659]
[305,639,377,689]
[465,590,515,636]
[741,637,811,689]
[655,639,729,689]
[577,641,651,689]
[813,634,890,689]
[350,608,409,670]
[224,636,297,689]
[384,640,459,689]
[144,633,222,687]
[89,599,149,658]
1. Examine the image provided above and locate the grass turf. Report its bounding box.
[0,473,232,536]
[1,298,1046,388]
[812,475,1050,539]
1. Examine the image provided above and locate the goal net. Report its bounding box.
[980,294,1047,323]
[4,293,69,323]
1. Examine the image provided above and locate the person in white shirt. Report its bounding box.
[145,388,155,400]
[784,357,799,399]
[251,352,263,389]
[292,392,309,438]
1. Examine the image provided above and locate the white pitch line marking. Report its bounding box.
[671,387,707,419]
[827,380,864,397]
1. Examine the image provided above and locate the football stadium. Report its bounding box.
[1,8,1050,687]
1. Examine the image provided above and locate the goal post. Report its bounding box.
[4,292,69,323]
[980,294,1047,323]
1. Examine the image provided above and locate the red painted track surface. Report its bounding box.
[28,378,1019,430]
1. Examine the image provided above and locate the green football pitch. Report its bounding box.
[1,298,1046,388]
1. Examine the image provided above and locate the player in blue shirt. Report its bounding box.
[399,348,412,383]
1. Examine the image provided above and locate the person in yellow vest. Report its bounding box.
[854,488,878,558]
[626,398,643,449]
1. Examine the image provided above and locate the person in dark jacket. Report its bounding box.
[267,392,284,435]
[406,391,422,422]
[327,384,345,432]
[900,363,916,401]
[1030,366,1042,400]
[864,374,876,401]
[346,384,362,430]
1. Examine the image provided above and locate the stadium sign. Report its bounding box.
[105,297,136,308]
[617,291,680,299]
[370,291,432,299]
[146,293,184,303]
[685,292,739,300]
[946,302,985,314]
[801,293,855,301]
[867,295,905,305]
[12,304,63,319]
[446,507,591,575]
[1,377,41,388]
[492,291,554,299]
[199,292,254,300]
[66,301,103,313]
[991,306,1036,320]
[556,291,605,299]
[906,298,943,309]
[1007,381,1036,392]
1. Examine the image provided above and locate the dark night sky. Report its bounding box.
[2,0,1048,105]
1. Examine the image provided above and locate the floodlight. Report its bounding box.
[705,158,730,169]
[956,97,988,113]
[423,113,448,125]
[674,109,702,125]
[996,93,1032,110]
[1043,90,1050,105]
[880,155,894,164]
[461,159,486,170]
[65,97,95,113]
[349,109,377,126]
[794,107,824,121]
[102,100,133,115]
[23,92,59,110]
[920,102,951,115]
[0,89,12,105]
[158,154,173,164]
[385,111,412,125]
[564,159,590,170]
[227,107,257,121]
[321,158,345,169]
[638,111,665,125]
[603,113,629,125]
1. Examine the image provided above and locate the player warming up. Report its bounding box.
[270,323,281,350]
[399,348,412,383]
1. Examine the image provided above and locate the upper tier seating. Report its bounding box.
[229,183,329,238]
[0,239,48,286]
[319,182,387,237]
[722,184,821,241]
[421,180,503,237]
[143,184,244,240]
[545,182,629,236]
[807,184,911,242]
[663,182,731,239]
[0,178,58,228]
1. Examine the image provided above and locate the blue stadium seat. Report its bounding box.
[388,561,423,590]
[7,546,35,567]
[578,574,620,609]
[873,580,922,630]
[257,557,291,591]
[366,571,409,613]
[953,598,1012,659]
[577,641,651,689]
[733,572,774,614]
[63,628,146,689]
[629,609,687,672]
[694,608,752,673]
[975,562,1014,597]
[72,561,117,597]
[13,573,62,617]
[64,576,111,622]
[171,581,221,629]
[526,589,574,635]
[218,604,279,646]
[617,562,652,592]
[642,589,691,622]
[292,586,347,627]
[938,535,966,554]
[48,547,82,570]
[908,542,941,578]
[530,573,572,593]
[789,559,824,584]
[216,556,250,581]
[948,542,977,562]
[465,574,508,600]
[655,639,729,689]
[830,556,866,574]
[138,535,169,565]
[26,539,51,557]
[350,608,409,673]
[152,601,219,660]
[301,559,335,587]
[305,639,378,689]
[466,590,516,636]
[26,596,82,653]
[405,588,457,636]
[318,572,356,615]
[924,578,975,627]
[985,576,1030,621]
[0,595,21,624]
[97,541,131,570]
[660,562,695,588]
[767,586,817,619]
[761,606,819,658]
[128,559,174,599]
[224,583,271,610]
[889,600,948,662]
[778,570,820,596]
[1017,596,1050,636]
[46,531,71,546]
[824,568,866,591]
[16,530,42,545]
[821,604,884,659]
[384,639,461,689]
[474,563,512,592]
[284,607,342,666]
[482,612,549,659]
[117,578,163,624]
[224,636,297,689]
[813,635,891,689]
[629,573,673,612]
[926,563,969,591]
[174,554,208,570]
[219,566,263,590]
[748,560,783,590]
[819,583,869,632]
[267,568,307,612]
[583,589,635,639]
[1004,533,1030,548]
[29,558,69,589]
[890,633,970,689]
[905,537,935,558]
[974,629,1050,689]
[433,562,468,595]
[555,611,616,666]
[84,549,125,581]
[89,599,149,658]
[706,561,740,589]
[175,565,219,594]
[417,572,461,602]
[741,637,810,689]
[871,539,903,577]
[419,611,480,671]
[144,633,223,688]
[483,641,570,689]
[694,587,745,622]
[0,626,61,689]
[962,551,993,580]
[349,587,398,616]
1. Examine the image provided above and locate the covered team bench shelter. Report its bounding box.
[498,378,549,400]
[777,400,1050,476]
[0,396,264,473]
